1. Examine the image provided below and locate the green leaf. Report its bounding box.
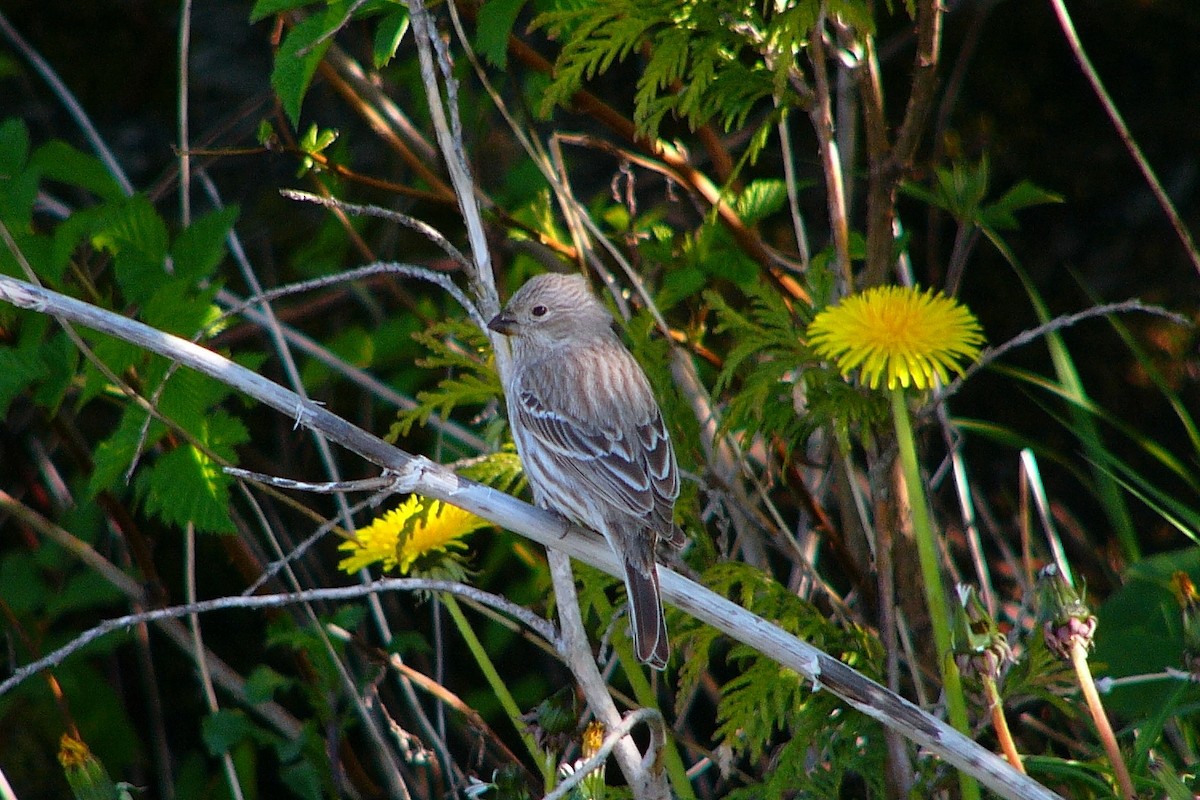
[244,666,292,704]
[0,118,30,174]
[1094,549,1200,717]
[46,571,124,618]
[135,440,237,534]
[171,205,239,283]
[273,12,336,127]
[736,179,787,224]
[202,710,260,754]
[142,280,221,339]
[979,179,1063,231]
[279,760,324,800]
[656,266,706,312]
[32,331,79,414]
[0,552,47,614]
[476,0,525,68]
[373,7,409,68]
[0,344,48,418]
[77,330,143,407]
[87,407,168,497]
[390,318,500,437]
[31,141,124,202]
[0,118,38,227]
[249,0,318,23]
[90,195,170,304]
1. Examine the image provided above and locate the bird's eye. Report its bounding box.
[531,305,548,317]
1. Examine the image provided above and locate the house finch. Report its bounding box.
[488,273,683,669]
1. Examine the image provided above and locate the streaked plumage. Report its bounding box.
[488,273,683,669]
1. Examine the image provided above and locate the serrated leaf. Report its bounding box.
[656,266,706,312]
[150,363,240,433]
[142,280,221,341]
[250,0,319,23]
[87,407,168,497]
[78,330,144,407]
[980,180,1063,231]
[136,442,236,534]
[0,344,48,418]
[31,141,124,202]
[46,571,124,618]
[273,13,336,128]
[458,449,524,494]
[476,0,524,68]
[244,665,292,704]
[201,710,259,755]
[171,205,238,283]
[373,7,409,67]
[90,194,170,304]
[736,179,787,224]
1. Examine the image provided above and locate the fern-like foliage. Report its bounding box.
[533,0,875,143]
[675,562,886,798]
[706,281,890,453]
[389,318,501,440]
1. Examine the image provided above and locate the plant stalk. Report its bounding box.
[442,593,555,789]
[890,388,979,800]
[1070,640,1134,799]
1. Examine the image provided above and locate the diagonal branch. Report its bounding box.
[0,274,1062,800]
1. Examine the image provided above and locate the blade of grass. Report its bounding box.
[983,229,1139,560]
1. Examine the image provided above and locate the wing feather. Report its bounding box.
[512,342,677,533]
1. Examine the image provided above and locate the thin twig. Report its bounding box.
[0,275,1065,800]
[543,708,666,800]
[0,578,557,698]
[808,17,852,290]
[0,10,134,196]
[938,299,1189,400]
[280,189,473,272]
[0,490,304,739]
[1047,0,1200,279]
[186,526,247,800]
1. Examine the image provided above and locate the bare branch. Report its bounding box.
[0,275,1063,800]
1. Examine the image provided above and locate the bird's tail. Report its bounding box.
[621,555,669,670]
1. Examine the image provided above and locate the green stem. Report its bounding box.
[441,593,555,789]
[890,388,979,800]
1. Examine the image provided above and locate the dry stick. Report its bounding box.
[400,2,650,793]
[859,0,943,288]
[1047,0,1200,279]
[0,580,555,698]
[0,275,1063,800]
[3,14,414,791]
[406,0,663,792]
[808,18,853,291]
[186,526,247,800]
[548,551,671,800]
[195,179,415,800]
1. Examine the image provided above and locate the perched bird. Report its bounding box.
[488,273,684,669]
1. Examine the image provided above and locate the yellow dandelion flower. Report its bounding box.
[807,285,984,391]
[338,495,489,575]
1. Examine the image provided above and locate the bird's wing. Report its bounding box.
[513,350,677,526]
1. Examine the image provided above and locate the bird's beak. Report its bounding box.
[487,313,515,335]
